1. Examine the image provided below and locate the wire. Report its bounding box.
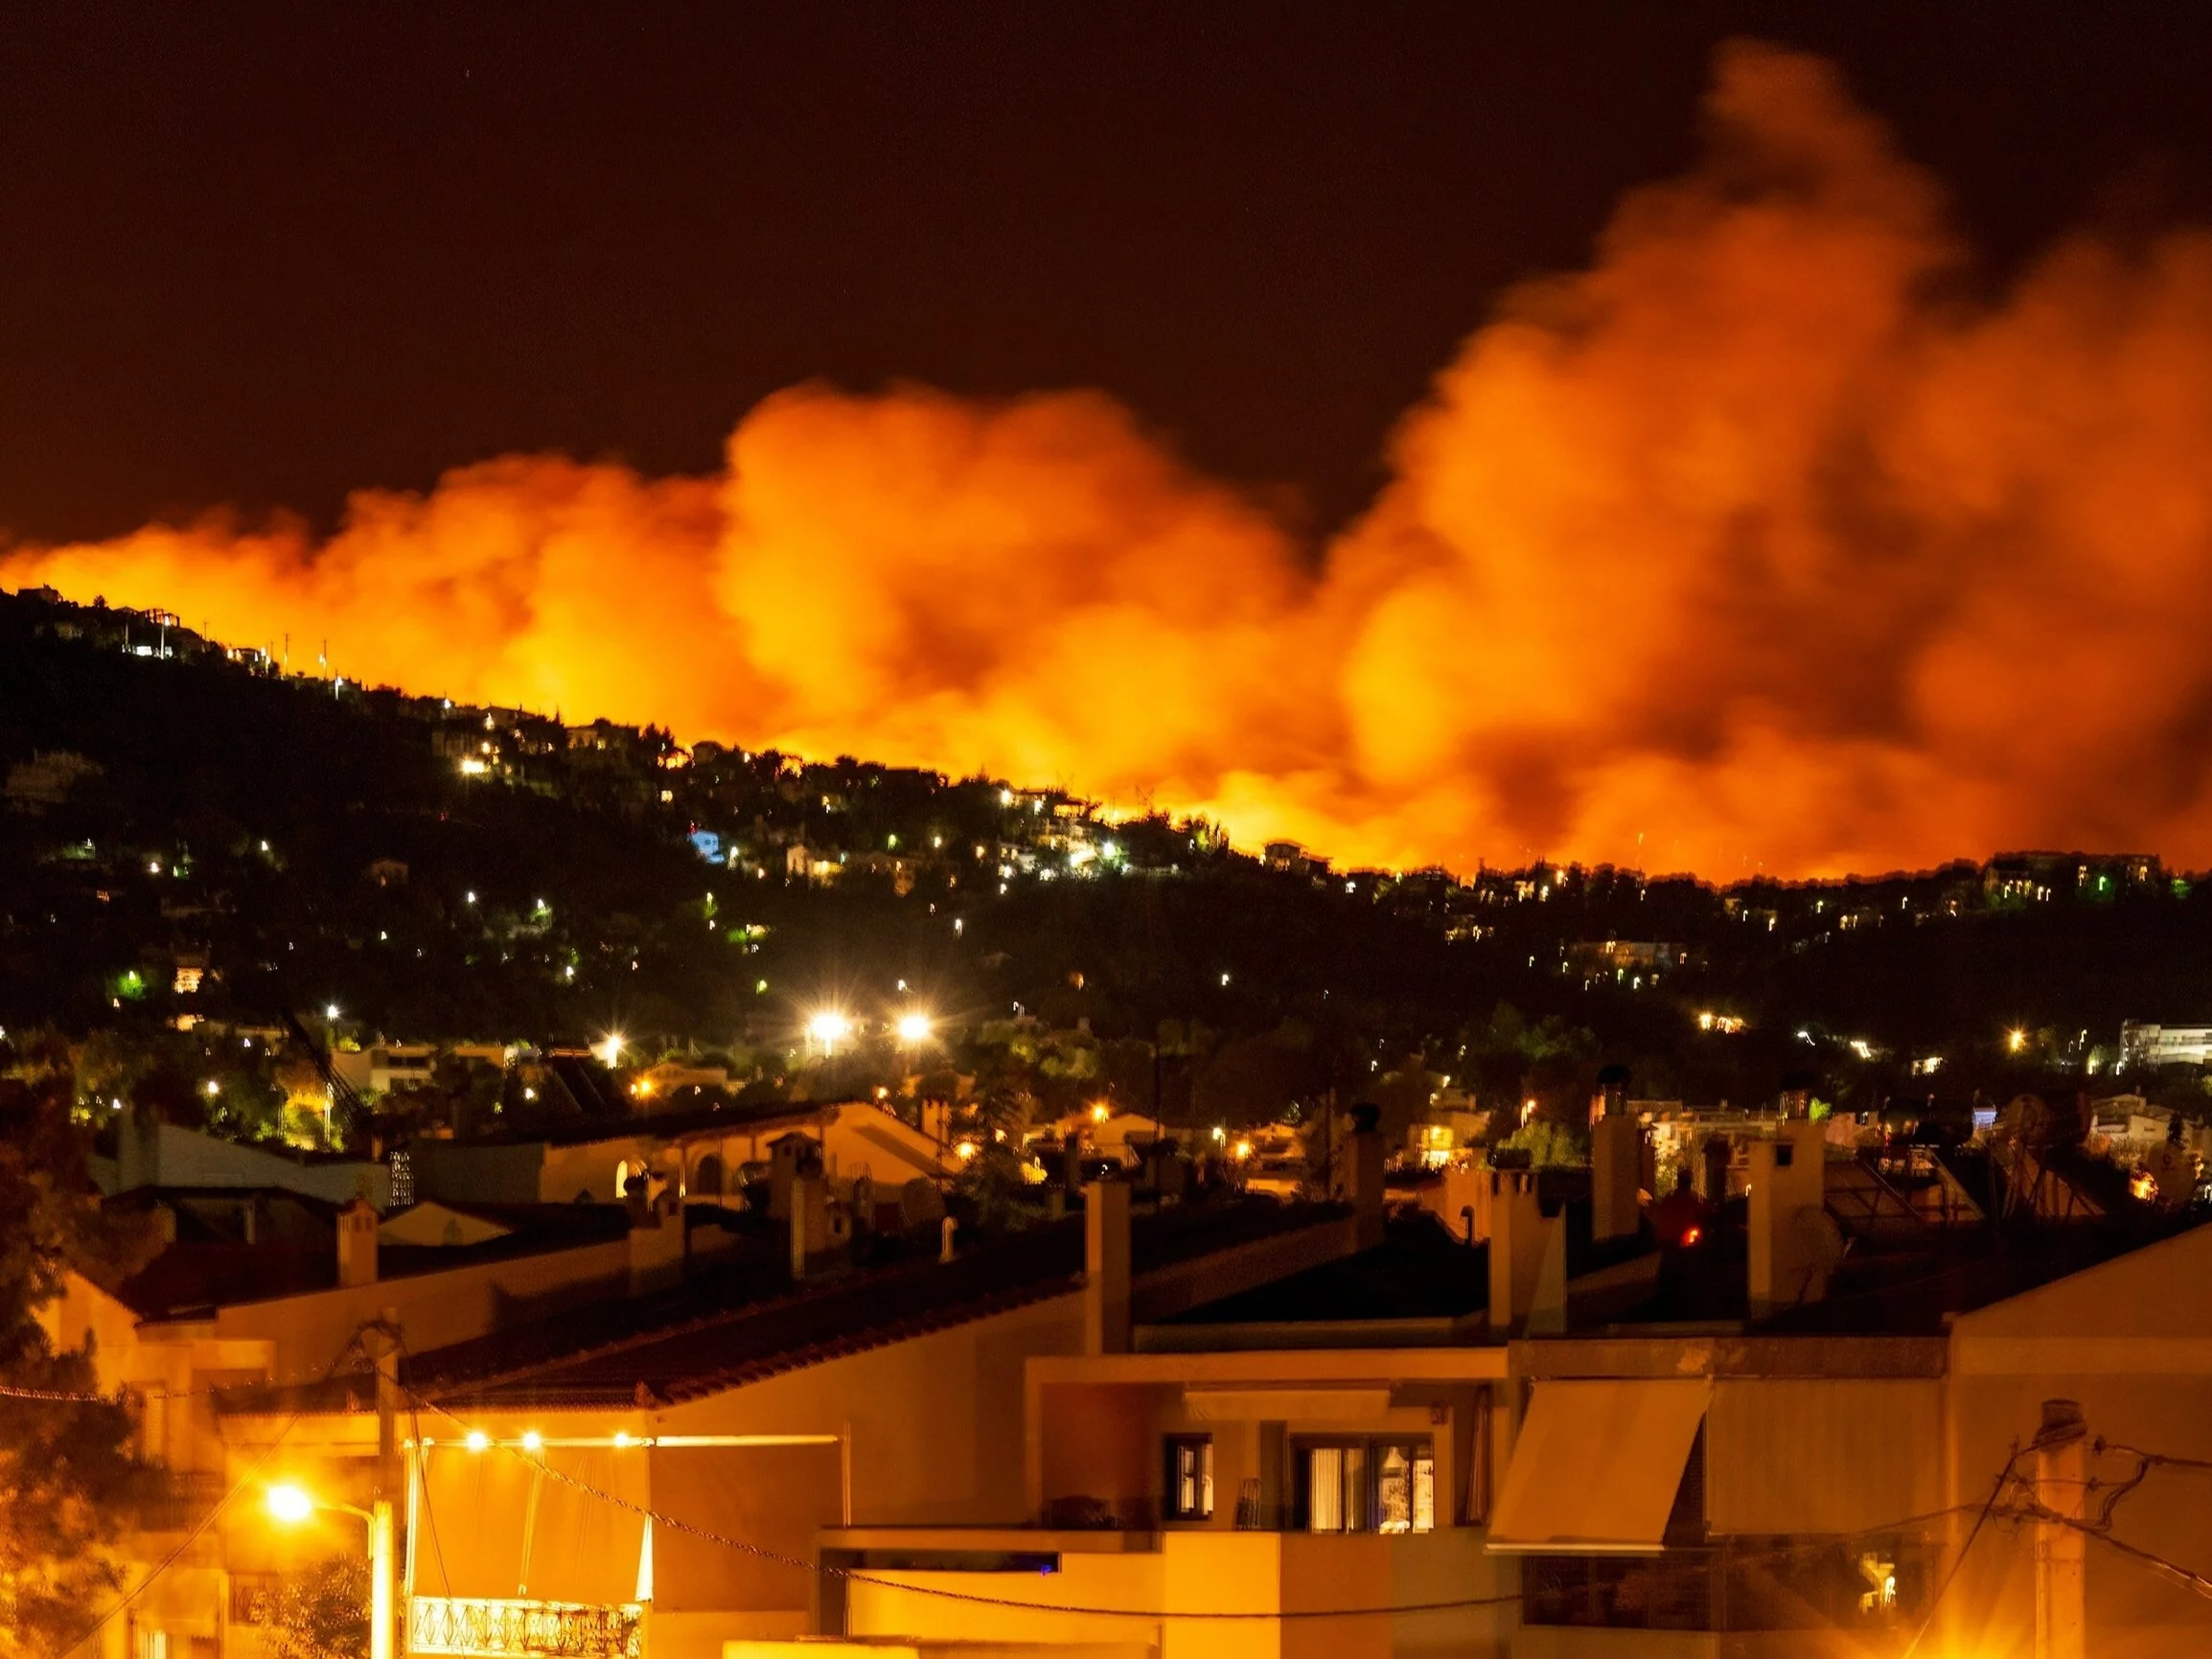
[45,1329,370,1659]
[403,1384,1976,1624]
[1896,1454,2024,1659]
[407,1385,1520,1621]
[2000,1501,2212,1603]
[2095,1439,2212,1476]
[399,1336,452,1600]
[50,1413,306,1658]
[2074,1522,2212,1603]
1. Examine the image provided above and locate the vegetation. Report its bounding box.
[10,587,2212,1153]
[0,1037,161,1659]
[252,1555,370,1659]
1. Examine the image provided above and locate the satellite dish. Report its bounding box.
[1789,1205,1848,1303]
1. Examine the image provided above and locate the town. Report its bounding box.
[11,581,2212,1659]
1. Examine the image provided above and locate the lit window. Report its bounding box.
[1164,1436,1213,1521]
[1296,1438,1434,1533]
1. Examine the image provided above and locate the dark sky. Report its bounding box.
[5,3,2212,546]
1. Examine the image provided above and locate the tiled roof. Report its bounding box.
[121,1202,638,1321]
[220,1196,1335,1414]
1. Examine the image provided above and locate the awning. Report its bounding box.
[411,1447,648,1605]
[1486,1379,1709,1554]
[648,1443,842,1614]
[1706,1379,1942,1535]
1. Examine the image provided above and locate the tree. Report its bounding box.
[0,1037,162,1659]
[1495,1117,1588,1168]
[253,1555,370,1659]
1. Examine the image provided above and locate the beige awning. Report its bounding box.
[648,1443,842,1614]
[1486,1379,1709,1554]
[1706,1379,1942,1535]
[412,1447,647,1605]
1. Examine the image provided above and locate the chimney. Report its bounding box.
[1083,1180,1132,1354]
[1347,1102,1387,1252]
[787,1175,829,1279]
[1699,1133,1733,1201]
[921,1100,954,1151]
[629,1191,685,1294]
[1590,1066,1642,1243]
[1486,1169,1558,1334]
[770,1133,822,1220]
[336,1198,379,1288]
[1748,1119,1832,1317]
[1778,1069,1817,1119]
[1589,1062,1630,1128]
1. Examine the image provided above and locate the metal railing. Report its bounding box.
[406,1597,643,1659]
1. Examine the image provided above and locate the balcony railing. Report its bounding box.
[406,1597,643,1659]
[136,1471,228,1534]
[1521,1537,1936,1634]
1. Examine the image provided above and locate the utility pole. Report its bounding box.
[366,1316,402,1659]
[2033,1397,2087,1659]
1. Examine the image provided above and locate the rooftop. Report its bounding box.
[220,1196,1338,1413]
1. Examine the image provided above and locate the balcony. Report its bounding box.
[406,1597,643,1659]
[136,1471,229,1534]
[820,1526,1510,1658]
[1519,1538,1934,1638]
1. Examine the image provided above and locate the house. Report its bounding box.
[61,1099,2212,1659]
[189,1195,1358,1659]
[406,1100,964,1209]
[100,1118,395,1209]
[756,1116,2212,1659]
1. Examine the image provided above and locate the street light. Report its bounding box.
[895,1011,933,1046]
[266,1483,394,1659]
[807,1010,853,1054]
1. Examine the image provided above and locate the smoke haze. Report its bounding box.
[15,43,2212,878]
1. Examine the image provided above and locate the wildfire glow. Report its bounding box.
[17,44,2212,875]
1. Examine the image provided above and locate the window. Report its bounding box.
[1164,1436,1214,1521]
[1296,1439,1435,1533]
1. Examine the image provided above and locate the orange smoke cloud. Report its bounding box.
[16,41,2212,877]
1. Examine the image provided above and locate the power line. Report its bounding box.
[398,1336,452,1601]
[46,1330,370,1659]
[406,1386,1519,1621]
[2095,1439,2212,1477]
[403,1385,1976,1624]
[49,1413,306,1659]
[1896,1453,2026,1659]
[2068,1518,2212,1603]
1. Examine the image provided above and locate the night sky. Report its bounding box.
[8,4,2212,547]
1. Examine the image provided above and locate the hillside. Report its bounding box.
[10,585,2212,1128]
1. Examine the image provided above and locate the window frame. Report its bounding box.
[1292,1435,1436,1534]
[1163,1433,1215,1522]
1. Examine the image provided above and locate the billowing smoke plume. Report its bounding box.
[16,42,2212,877]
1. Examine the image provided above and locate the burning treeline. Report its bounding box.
[15,43,2212,878]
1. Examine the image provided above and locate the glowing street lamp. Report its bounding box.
[265,1483,315,1525]
[894,1011,933,1046]
[807,1010,853,1055]
[267,1483,393,1659]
